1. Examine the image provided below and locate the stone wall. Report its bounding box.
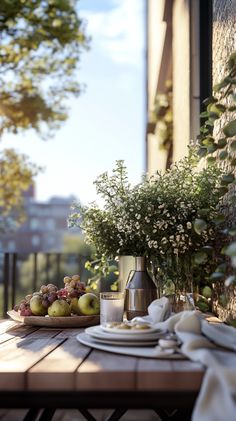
[212,0,236,321]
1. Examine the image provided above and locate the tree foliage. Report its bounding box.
[0,0,89,226]
[0,148,39,230]
[0,0,89,138]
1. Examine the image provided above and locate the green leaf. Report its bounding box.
[202,96,218,106]
[213,79,229,92]
[200,111,209,118]
[207,156,216,164]
[210,272,225,280]
[215,263,227,272]
[194,251,208,265]
[219,294,228,307]
[219,150,228,160]
[225,275,236,287]
[227,52,236,70]
[218,186,229,196]
[217,138,227,149]
[202,137,214,146]
[198,208,210,217]
[202,286,212,298]
[230,140,236,151]
[197,147,208,158]
[207,144,217,153]
[228,227,236,235]
[230,157,236,166]
[207,103,226,116]
[202,245,213,255]
[223,120,236,137]
[212,214,225,224]
[231,256,236,268]
[194,218,207,235]
[221,173,235,184]
[225,242,236,257]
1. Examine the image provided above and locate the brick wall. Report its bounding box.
[212,0,236,321]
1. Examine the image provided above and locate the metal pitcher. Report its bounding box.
[125,257,157,320]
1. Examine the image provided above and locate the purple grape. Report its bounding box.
[48,292,57,303]
[42,299,50,308]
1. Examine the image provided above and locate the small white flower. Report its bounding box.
[187,222,192,229]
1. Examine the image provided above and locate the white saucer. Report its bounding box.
[83,335,158,347]
[101,324,160,335]
[85,325,164,343]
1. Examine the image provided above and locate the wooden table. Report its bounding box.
[0,319,204,421]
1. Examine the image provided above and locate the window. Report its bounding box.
[31,235,40,247]
[46,219,55,230]
[30,218,39,230]
[8,241,16,251]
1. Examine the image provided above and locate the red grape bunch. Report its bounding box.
[57,274,86,302]
[39,283,58,309]
[14,294,33,316]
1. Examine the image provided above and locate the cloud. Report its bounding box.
[80,0,145,66]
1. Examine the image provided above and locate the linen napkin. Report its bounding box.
[154,311,236,421]
[132,296,172,324]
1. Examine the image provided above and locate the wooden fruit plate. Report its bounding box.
[7,310,100,328]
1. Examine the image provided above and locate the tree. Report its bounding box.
[0,148,39,230]
[0,0,89,225]
[0,0,89,138]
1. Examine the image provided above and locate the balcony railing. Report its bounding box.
[0,252,90,317]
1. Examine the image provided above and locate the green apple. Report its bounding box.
[48,299,71,317]
[30,295,47,316]
[78,293,100,316]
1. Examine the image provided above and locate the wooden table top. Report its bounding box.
[0,319,204,394]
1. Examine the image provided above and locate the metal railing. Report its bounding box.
[0,252,90,317]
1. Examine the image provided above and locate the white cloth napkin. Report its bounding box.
[154,311,236,421]
[132,297,171,324]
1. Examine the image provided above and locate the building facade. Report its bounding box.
[146,0,235,172]
[0,193,79,253]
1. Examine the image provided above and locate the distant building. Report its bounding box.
[0,190,80,253]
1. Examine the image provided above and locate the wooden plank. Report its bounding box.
[28,337,91,391]
[0,334,63,391]
[137,359,173,391]
[25,328,62,339]
[0,320,20,333]
[76,349,137,391]
[0,327,60,348]
[170,360,204,391]
[55,328,85,339]
[137,358,204,391]
[0,325,39,345]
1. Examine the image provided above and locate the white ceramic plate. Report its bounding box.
[85,325,164,342]
[82,335,158,347]
[77,333,185,359]
[101,324,160,335]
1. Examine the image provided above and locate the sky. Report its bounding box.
[1,0,145,206]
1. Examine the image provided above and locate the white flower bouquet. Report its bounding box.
[68,151,223,270]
